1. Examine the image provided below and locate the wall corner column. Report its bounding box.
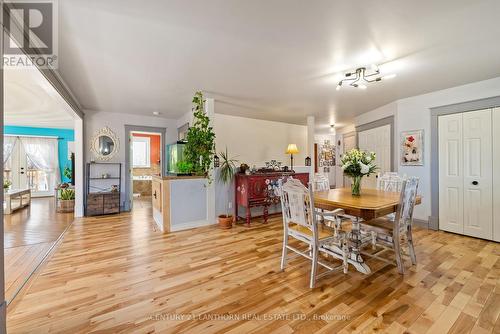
[74,117,84,217]
[206,98,216,225]
[307,116,315,181]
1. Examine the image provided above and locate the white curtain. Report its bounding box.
[4,136,18,165]
[20,137,60,184]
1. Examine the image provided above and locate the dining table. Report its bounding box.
[314,187,422,274]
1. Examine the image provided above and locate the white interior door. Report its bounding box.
[6,140,28,190]
[358,124,391,189]
[4,137,58,197]
[439,109,493,240]
[439,113,464,234]
[462,109,492,239]
[493,107,500,242]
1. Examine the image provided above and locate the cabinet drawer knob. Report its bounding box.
[472,181,479,185]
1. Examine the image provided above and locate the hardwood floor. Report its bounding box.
[6,202,500,333]
[4,197,74,303]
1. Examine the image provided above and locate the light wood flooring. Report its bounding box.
[4,197,74,303]
[6,201,500,333]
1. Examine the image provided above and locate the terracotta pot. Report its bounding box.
[58,199,75,213]
[218,215,233,229]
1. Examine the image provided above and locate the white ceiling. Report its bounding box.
[4,67,76,129]
[58,0,500,127]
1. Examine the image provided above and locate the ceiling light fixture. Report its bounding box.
[152,111,161,116]
[336,65,396,90]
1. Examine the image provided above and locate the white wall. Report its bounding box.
[354,101,399,170]
[355,76,500,221]
[84,111,178,208]
[213,112,308,218]
[354,101,398,127]
[214,113,308,169]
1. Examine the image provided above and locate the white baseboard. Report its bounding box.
[152,208,164,232]
[171,219,216,232]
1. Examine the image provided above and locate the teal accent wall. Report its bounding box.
[4,126,75,183]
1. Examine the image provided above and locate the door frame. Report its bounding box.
[355,116,395,172]
[6,135,61,197]
[124,125,167,212]
[430,95,500,230]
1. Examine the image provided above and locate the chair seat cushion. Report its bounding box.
[360,217,394,234]
[289,223,334,240]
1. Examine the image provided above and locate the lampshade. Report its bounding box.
[286,144,299,154]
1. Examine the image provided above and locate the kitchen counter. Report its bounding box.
[152,175,210,232]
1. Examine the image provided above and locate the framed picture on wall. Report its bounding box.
[401,130,424,166]
[178,123,189,141]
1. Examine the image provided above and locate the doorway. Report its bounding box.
[124,125,167,212]
[358,124,392,188]
[131,132,161,209]
[4,135,61,197]
[438,108,499,241]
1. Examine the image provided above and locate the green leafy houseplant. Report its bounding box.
[217,148,238,228]
[58,188,75,213]
[4,179,12,190]
[60,188,75,200]
[176,161,193,174]
[184,91,216,178]
[340,149,378,196]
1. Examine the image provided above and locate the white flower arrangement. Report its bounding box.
[341,149,378,177]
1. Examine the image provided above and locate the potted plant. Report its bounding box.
[184,91,216,178]
[4,179,12,192]
[58,188,75,213]
[340,149,378,196]
[176,161,193,175]
[217,147,238,229]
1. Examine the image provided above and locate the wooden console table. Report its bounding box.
[235,172,309,226]
[4,188,31,214]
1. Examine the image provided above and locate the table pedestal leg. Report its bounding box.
[347,217,371,274]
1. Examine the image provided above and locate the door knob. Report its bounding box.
[472,181,479,185]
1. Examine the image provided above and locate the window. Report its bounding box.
[132,137,150,168]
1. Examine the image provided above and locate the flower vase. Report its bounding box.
[351,176,362,196]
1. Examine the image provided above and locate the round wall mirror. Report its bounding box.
[91,127,119,161]
[99,136,114,156]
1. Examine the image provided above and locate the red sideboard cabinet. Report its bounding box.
[234,172,309,226]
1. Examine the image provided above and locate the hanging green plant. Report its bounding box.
[184,91,216,178]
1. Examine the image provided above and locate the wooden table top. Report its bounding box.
[314,187,422,220]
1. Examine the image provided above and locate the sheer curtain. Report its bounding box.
[4,136,18,165]
[20,137,60,188]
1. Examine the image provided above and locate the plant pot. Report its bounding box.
[58,199,75,213]
[218,215,233,229]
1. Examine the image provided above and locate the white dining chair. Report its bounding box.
[312,173,352,237]
[377,172,405,192]
[279,179,348,288]
[312,173,330,191]
[359,177,420,274]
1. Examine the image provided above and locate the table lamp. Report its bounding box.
[286,144,299,172]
